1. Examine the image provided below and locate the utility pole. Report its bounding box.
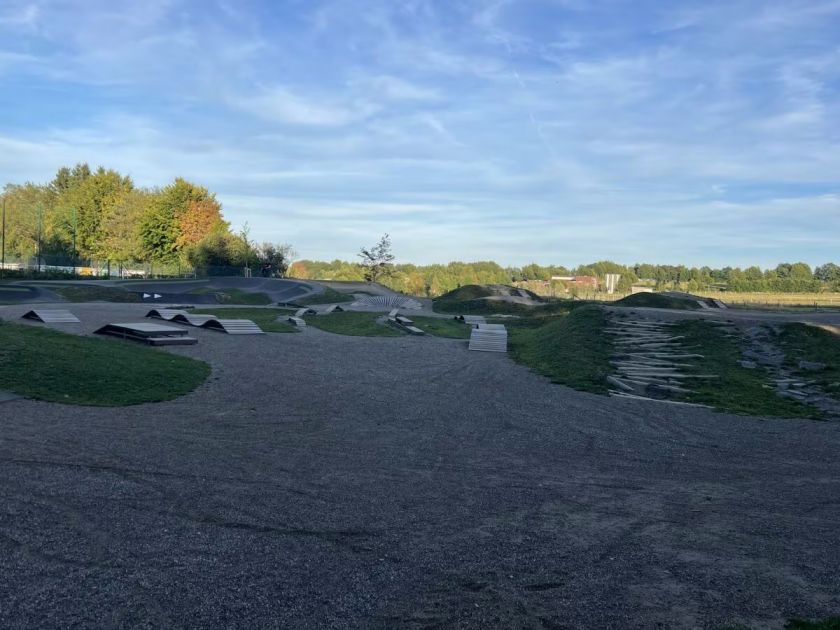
[37,202,43,274]
[72,207,77,277]
[1,195,5,279]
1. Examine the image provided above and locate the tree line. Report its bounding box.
[291,259,840,297]
[1,164,293,276]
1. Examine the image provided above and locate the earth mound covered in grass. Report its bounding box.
[434,284,549,315]
[0,321,210,405]
[508,305,613,393]
[614,292,702,310]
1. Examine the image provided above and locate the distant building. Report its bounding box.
[551,275,599,288]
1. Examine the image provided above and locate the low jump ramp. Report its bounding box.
[468,323,507,353]
[146,310,264,334]
[95,322,197,346]
[22,309,80,323]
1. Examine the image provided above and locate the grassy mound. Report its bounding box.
[614,292,701,310]
[54,285,140,303]
[296,287,355,305]
[778,323,840,398]
[411,316,472,339]
[191,308,298,333]
[0,322,210,406]
[437,285,495,302]
[189,287,272,305]
[508,306,613,393]
[304,312,402,337]
[671,320,816,418]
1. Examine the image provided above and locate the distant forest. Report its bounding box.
[1,164,291,274]
[291,259,840,297]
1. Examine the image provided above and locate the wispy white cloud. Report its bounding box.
[1,0,839,266]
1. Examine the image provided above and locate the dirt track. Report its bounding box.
[1,303,839,629]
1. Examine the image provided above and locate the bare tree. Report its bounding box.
[358,233,395,282]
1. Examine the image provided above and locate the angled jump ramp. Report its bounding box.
[286,316,306,328]
[387,314,425,335]
[202,319,264,334]
[95,322,198,346]
[468,323,507,353]
[295,307,317,317]
[454,315,486,326]
[321,304,344,314]
[22,309,80,323]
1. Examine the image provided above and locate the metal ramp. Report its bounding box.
[287,316,306,328]
[145,308,189,321]
[387,314,424,335]
[22,309,80,323]
[454,315,486,326]
[321,304,345,314]
[199,319,264,334]
[468,324,507,352]
[352,295,422,310]
[94,322,197,346]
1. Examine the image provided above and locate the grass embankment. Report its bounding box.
[508,306,613,393]
[434,284,582,317]
[304,311,402,337]
[778,323,840,398]
[189,287,272,305]
[0,321,209,405]
[296,287,355,305]
[671,320,817,418]
[613,292,702,310]
[411,316,472,339]
[723,618,840,630]
[54,285,140,302]
[191,308,298,332]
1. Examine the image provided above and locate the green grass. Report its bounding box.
[189,287,272,305]
[778,323,840,398]
[411,316,472,339]
[304,311,402,337]
[508,306,613,393]
[786,618,840,629]
[671,320,818,418]
[613,292,702,310]
[0,321,210,405]
[296,287,355,305]
[436,284,495,302]
[190,307,298,332]
[54,285,140,302]
[721,618,840,630]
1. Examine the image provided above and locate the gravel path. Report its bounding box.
[1,303,839,628]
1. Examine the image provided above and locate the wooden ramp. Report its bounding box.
[22,309,80,323]
[468,324,507,352]
[200,319,264,334]
[145,308,189,321]
[94,322,197,346]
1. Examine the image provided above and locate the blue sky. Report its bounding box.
[1,0,839,267]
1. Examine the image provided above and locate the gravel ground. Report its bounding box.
[1,303,839,629]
